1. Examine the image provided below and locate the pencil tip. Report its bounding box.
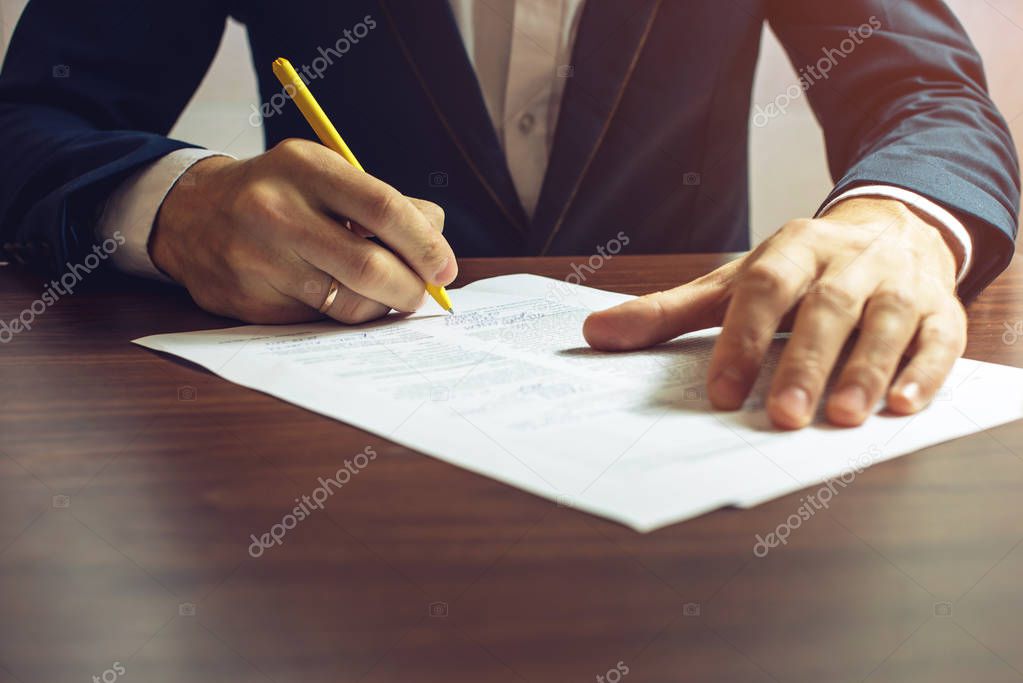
[447,308,455,315]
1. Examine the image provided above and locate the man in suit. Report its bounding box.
[0,1,1018,430]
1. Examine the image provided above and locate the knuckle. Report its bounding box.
[870,289,917,315]
[417,199,445,226]
[219,234,258,271]
[273,138,312,161]
[332,295,383,325]
[840,362,890,392]
[430,202,445,224]
[350,248,390,290]
[234,251,272,282]
[238,182,284,223]
[190,289,223,317]
[781,347,830,386]
[365,187,403,229]
[859,339,901,369]
[418,233,450,274]
[227,292,272,323]
[805,280,859,312]
[398,289,425,313]
[920,323,964,354]
[644,290,672,315]
[723,324,770,362]
[779,218,815,239]
[796,356,829,384]
[741,261,791,297]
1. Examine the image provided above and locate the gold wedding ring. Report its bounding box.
[318,278,341,314]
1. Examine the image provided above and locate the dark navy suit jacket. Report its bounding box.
[0,0,1018,300]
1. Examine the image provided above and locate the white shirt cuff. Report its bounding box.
[96,148,233,282]
[818,185,974,284]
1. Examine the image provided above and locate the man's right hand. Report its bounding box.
[150,138,457,324]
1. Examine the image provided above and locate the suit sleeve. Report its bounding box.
[0,0,230,272]
[766,0,1020,302]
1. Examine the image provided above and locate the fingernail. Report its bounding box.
[896,382,922,407]
[434,258,457,284]
[772,386,811,424]
[831,384,869,418]
[709,367,746,409]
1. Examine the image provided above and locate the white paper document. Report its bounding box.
[135,275,1023,532]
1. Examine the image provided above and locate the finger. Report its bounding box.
[305,152,457,285]
[706,245,817,410]
[826,289,920,426]
[766,273,872,429]
[582,269,733,352]
[321,281,392,324]
[887,304,967,414]
[195,278,322,325]
[294,210,429,313]
[289,271,392,325]
[338,198,442,238]
[407,197,445,233]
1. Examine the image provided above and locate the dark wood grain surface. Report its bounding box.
[1,254,1022,683]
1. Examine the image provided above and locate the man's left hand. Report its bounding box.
[583,197,967,429]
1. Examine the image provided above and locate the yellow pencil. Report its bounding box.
[272,57,454,313]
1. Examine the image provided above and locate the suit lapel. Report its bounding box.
[532,0,662,254]
[377,0,529,237]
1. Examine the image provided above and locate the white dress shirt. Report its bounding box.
[98,0,972,282]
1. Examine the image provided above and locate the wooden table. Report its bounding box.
[1,254,1022,683]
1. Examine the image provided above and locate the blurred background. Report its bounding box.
[1,0,1021,244]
